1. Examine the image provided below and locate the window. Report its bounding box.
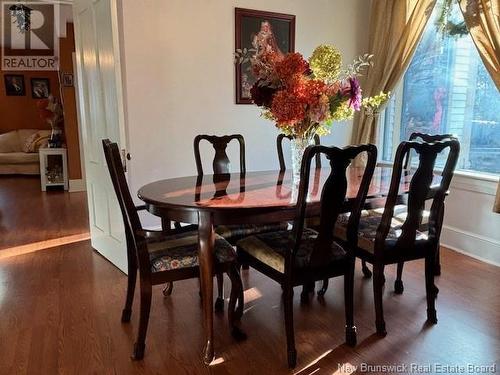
[380,0,500,175]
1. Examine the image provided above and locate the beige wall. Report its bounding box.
[118,0,370,196]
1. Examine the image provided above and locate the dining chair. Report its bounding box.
[335,138,460,335]
[236,143,378,368]
[194,134,288,306]
[102,139,243,360]
[360,132,457,294]
[404,132,455,171]
[276,134,327,298]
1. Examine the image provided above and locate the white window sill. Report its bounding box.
[453,169,499,183]
[377,161,499,195]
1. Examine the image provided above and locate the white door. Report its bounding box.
[73,0,128,273]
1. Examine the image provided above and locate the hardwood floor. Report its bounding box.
[0,176,499,374]
[0,176,89,256]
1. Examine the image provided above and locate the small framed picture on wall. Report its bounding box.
[62,73,74,87]
[4,74,25,96]
[234,8,295,104]
[31,78,50,99]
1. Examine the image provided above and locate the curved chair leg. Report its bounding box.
[215,273,224,312]
[434,246,441,276]
[162,282,173,297]
[361,260,372,278]
[317,278,329,297]
[122,264,137,323]
[300,282,314,304]
[235,275,244,321]
[425,254,438,324]
[394,262,404,294]
[344,259,357,346]
[434,204,444,276]
[227,265,246,341]
[283,283,297,368]
[132,283,152,360]
[373,263,386,336]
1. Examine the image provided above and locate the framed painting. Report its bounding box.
[31,78,50,99]
[4,74,25,96]
[235,8,295,104]
[61,73,74,87]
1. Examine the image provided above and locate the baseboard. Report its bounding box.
[441,225,500,267]
[69,179,86,192]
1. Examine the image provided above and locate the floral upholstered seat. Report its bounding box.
[215,222,289,243]
[236,228,347,273]
[149,231,236,272]
[334,209,428,253]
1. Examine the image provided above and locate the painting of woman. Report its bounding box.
[252,21,284,57]
[235,8,295,104]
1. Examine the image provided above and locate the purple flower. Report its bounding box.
[342,77,362,111]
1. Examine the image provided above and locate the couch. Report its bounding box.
[0,129,51,175]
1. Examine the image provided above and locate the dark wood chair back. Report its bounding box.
[404,132,455,170]
[102,139,145,272]
[290,144,378,271]
[377,139,460,253]
[194,134,246,175]
[277,134,321,171]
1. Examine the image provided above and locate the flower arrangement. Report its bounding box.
[37,95,63,126]
[37,95,64,148]
[236,43,382,182]
[246,45,374,139]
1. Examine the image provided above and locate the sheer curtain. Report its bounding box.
[351,0,437,146]
[458,0,500,212]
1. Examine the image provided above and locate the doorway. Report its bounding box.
[0,0,128,274]
[0,2,90,257]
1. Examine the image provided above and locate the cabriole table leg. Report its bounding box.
[198,210,215,365]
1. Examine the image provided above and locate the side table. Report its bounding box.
[39,147,69,191]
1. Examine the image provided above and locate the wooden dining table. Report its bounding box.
[137,166,440,364]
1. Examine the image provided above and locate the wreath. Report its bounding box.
[436,0,469,38]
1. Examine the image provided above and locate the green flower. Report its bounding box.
[316,124,331,136]
[309,45,342,81]
[331,101,354,121]
[362,91,391,115]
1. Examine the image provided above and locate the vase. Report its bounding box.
[290,135,315,186]
[49,127,63,148]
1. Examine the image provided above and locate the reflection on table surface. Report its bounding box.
[138,167,441,210]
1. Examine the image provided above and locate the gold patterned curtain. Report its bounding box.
[352,0,437,146]
[458,0,500,212]
[459,0,500,89]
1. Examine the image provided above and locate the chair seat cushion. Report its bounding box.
[335,209,428,253]
[215,222,288,242]
[148,231,236,272]
[236,228,346,273]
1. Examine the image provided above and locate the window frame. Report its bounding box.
[377,64,500,185]
[376,1,500,182]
